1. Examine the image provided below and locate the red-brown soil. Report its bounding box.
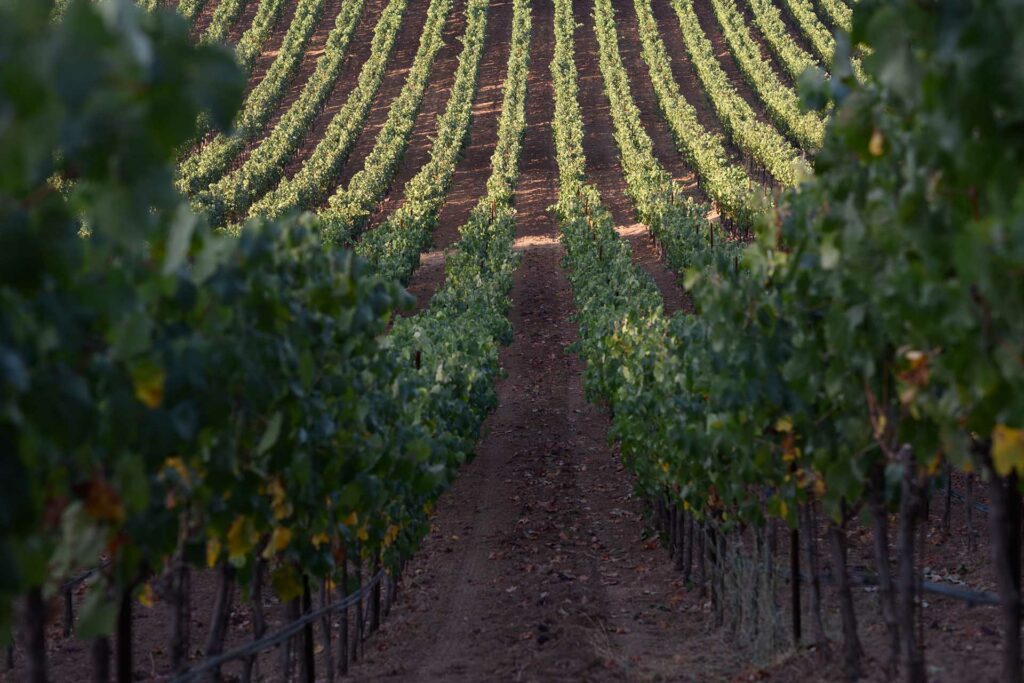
[356,0,472,237]
[312,0,436,206]
[227,0,348,171]
[400,0,515,313]
[574,0,691,315]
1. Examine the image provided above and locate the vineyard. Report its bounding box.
[2,0,1023,681]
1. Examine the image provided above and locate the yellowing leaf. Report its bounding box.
[132,364,165,409]
[262,527,293,559]
[266,478,293,521]
[382,524,400,549]
[813,475,827,497]
[356,525,368,542]
[138,583,156,608]
[271,565,303,602]
[342,511,358,528]
[774,416,794,433]
[872,414,888,440]
[992,425,1024,477]
[869,128,885,156]
[163,457,190,484]
[227,516,258,563]
[206,537,222,568]
[782,433,800,463]
[311,533,330,549]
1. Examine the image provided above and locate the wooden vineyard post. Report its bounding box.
[828,515,862,681]
[320,580,335,683]
[301,576,315,683]
[897,447,926,683]
[802,503,826,649]
[204,563,236,683]
[92,637,111,683]
[116,587,132,683]
[869,463,899,676]
[987,465,1022,683]
[942,464,953,539]
[683,515,694,583]
[370,557,382,633]
[242,559,267,683]
[63,588,74,638]
[338,559,349,677]
[25,587,46,683]
[790,517,801,647]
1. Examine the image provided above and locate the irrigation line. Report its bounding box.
[949,489,990,514]
[848,571,1002,608]
[59,560,111,593]
[170,570,385,682]
[771,564,1005,609]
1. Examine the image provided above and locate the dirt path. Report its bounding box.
[227,0,347,171]
[358,0,472,237]
[574,0,690,316]
[342,4,733,681]
[402,0,515,313]
[613,0,701,196]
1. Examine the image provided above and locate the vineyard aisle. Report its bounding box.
[347,2,733,680]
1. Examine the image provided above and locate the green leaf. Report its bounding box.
[256,412,283,456]
[76,584,117,639]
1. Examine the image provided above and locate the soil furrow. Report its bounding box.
[648,0,744,164]
[615,0,702,196]
[574,0,690,316]
[227,0,347,172]
[313,0,435,202]
[241,0,297,102]
[281,0,389,178]
[768,0,819,60]
[189,0,222,41]
[732,0,796,86]
[357,0,471,236]
[688,0,775,127]
[225,0,262,46]
[402,0,516,314]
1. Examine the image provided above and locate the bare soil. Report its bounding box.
[280,0,389,177]
[401,0,515,313]
[313,0,436,206]
[730,0,795,87]
[226,0,266,46]
[227,0,348,171]
[688,0,774,127]
[650,0,743,164]
[574,0,691,316]
[189,0,223,41]
[356,0,471,238]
